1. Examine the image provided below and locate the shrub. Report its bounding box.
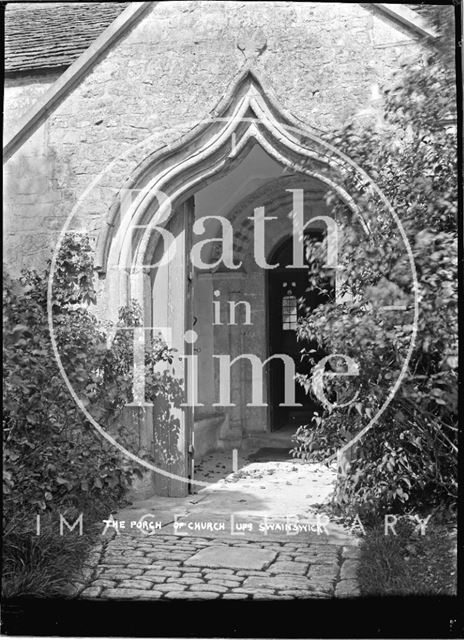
[292,15,457,516]
[3,232,174,524]
[3,232,180,597]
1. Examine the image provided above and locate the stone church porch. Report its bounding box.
[89,68,358,499]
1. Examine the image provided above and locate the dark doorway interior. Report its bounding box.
[267,233,333,431]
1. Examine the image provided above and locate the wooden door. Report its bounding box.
[267,236,330,430]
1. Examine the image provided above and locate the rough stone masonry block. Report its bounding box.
[267,561,309,575]
[335,579,360,598]
[101,588,164,600]
[243,575,312,591]
[340,559,360,580]
[184,545,276,570]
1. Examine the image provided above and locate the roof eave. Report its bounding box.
[3,1,154,163]
[367,3,439,40]
[3,2,438,163]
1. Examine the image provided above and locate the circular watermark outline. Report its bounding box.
[47,115,419,487]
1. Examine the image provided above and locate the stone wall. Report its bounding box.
[4,1,425,276]
[3,1,430,496]
[4,71,61,135]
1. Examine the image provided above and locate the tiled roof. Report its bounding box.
[5,2,129,74]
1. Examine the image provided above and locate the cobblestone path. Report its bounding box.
[78,457,361,601]
[81,533,360,600]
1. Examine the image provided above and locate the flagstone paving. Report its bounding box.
[78,454,361,600]
[80,533,360,600]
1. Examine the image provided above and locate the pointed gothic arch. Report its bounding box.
[95,69,363,497]
[96,69,362,288]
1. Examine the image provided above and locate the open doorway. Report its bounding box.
[267,233,333,432]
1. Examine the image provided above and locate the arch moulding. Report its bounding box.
[93,68,366,497]
[96,68,362,306]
